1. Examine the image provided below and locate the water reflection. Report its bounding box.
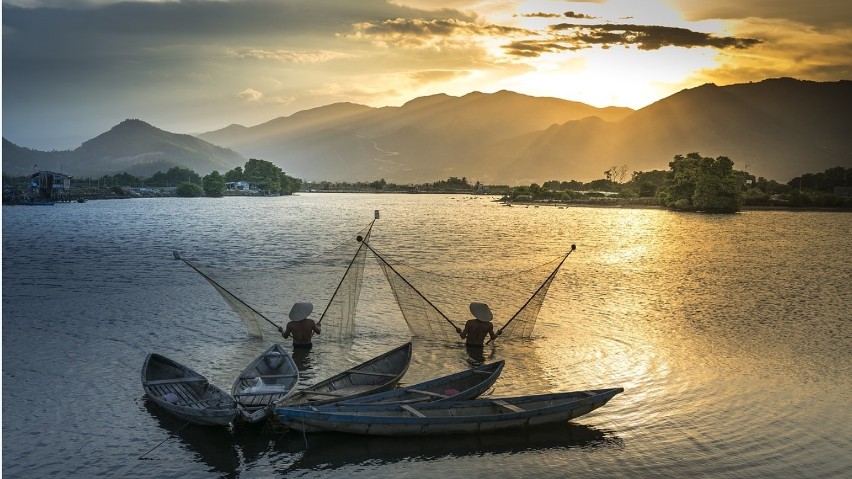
[141,400,241,476]
[276,423,620,473]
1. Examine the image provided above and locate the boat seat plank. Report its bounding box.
[256,374,298,379]
[346,370,398,377]
[144,377,207,386]
[401,404,426,417]
[408,389,449,399]
[303,390,349,397]
[493,399,524,413]
[235,394,275,406]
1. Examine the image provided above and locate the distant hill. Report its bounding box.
[197,90,634,183]
[198,79,851,184]
[2,119,245,178]
[4,79,850,184]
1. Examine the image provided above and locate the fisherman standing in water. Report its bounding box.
[278,302,321,350]
[459,302,499,347]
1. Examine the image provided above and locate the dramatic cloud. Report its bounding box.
[347,18,533,46]
[2,0,849,150]
[548,23,762,51]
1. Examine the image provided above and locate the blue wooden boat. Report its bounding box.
[276,342,413,407]
[331,360,504,406]
[275,388,623,436]
[142,353,239,427]
[232,344,299,423]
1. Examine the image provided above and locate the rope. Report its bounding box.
[138,421,190,460]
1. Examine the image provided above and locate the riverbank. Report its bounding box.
[4,189,850,212]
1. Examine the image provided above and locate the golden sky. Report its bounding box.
[3,0,851,149]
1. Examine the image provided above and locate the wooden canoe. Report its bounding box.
[331,360,504,406]
[232,344,299,423]
[142,353,239,427]
[277,342,413,407]
[275,387,623,436]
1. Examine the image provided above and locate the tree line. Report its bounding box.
[506,153,851,213]
[2,158,303,198]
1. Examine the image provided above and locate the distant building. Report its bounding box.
[29,171,71,200]
[225,180,251,191]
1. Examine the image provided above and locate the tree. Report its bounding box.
[175,181,204,197]
[203,171,225,197]
[224,167,243,183]
[145,166,200,187]
[657,153,743,213]
[369,178,387,191]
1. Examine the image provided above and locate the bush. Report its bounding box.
[175,182,204,197]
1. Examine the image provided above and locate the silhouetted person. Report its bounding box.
[278,302,320,350]
[459,302,499,347]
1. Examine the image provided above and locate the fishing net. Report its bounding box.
[365,242,574,341]
[178,223,373,340]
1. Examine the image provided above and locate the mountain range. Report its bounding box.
[4,77,850,184]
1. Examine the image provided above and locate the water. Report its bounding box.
[2,195,850,478]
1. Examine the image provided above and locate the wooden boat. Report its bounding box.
[232,344,299,423]
[277,342,412,407]
[333,360,504,406]
[275,387,623,436]
[141,353,239,427]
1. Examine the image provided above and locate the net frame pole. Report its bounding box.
[172,251,278,328]
[317,219,376,325]
[487,244,576,344]
[357,237,462,333]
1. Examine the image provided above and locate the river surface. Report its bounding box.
[2,194,850,478]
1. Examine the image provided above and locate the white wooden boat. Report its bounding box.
[275,388,623,436]
[232,344,299,423]
[277,342,412,407]
[332,360,504,406]
[142,353,239,427]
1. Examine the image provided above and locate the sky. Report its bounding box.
[2,0,851,150]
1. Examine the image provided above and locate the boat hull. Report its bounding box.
[278,342,412,407]
[231,344,299,423]
[332,360,504,406]
[275,388,623,436]
[142,353,239,427]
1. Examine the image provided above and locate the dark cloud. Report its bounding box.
[350,18,532,40]
[517,12,563,18]
[503,40,572,57]
[564,11,596,20]
[506,23,763,55]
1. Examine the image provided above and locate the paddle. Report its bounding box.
[356,235,463,333]
[486,244,576,345]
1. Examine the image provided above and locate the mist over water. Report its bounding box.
[3,195,850,478]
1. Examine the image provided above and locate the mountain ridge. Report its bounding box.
[4,78,850,183]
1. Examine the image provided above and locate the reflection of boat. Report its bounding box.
[142,353,239,427]
[276,388,623,436]
[278,422,616,472]
[277,342,412,406]
[141,401,241,472]
[232,344,299,423]
[334,360,504,406]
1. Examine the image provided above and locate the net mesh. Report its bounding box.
[366,242,572,341]
[179,223,373,340]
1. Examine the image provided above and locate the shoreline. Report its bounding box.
[4,190,850,212]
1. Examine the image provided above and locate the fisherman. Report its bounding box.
[278,302,321,350]
[459,302,499,347]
